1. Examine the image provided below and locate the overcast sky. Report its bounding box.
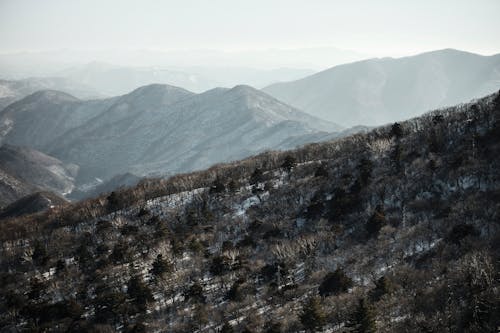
[0,0,499,68]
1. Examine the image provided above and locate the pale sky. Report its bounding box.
[0,0,499,68]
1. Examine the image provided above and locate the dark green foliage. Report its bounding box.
[107,191,122,211]
[150,254,171,277]
[210,177,226,193]
[264,321,283,333]
[446,224,479,244]
[348,298,377,333]
[227,278,246,302]
[391,122,403,138]
[358,158,373,186]
[32,241,49,266]
[328,187,360,221]
[109,241,128,264]
[221,321,234,333]
[370,276,394,302]
[314,164,329,178]
[299,296,326,331]
[210,255,230,276]
[185,281,206,303]
[250,167,264,184]
[318,268,353,296]
[127,276,153,313]
[366,204,386,236]
[281,155,297,172]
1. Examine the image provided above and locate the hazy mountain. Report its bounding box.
[0,191,68,219]
[50,84,340,180]
[0,77,103,111]
[68,172,142,200]
[0,90,117,150]
[0,145,77,207]
[264,49,500,126]
[0,84,341,184]
[57,62,315,94]
[1,92,497,331]
[0,144,78,195]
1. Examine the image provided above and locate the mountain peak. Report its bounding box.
[22,89,79,104]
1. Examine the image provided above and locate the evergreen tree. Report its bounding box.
[318,268,353,296]
[348,298,376,333]
[299,296,326,332]
[366,204,386,237]
[150,254,171,277]
[281,155,297,172]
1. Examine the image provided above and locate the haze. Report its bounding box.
[1,0,499,70]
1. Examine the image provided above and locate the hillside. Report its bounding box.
[0,168,38,208]
[0,145,78,207]
[264,49,500,127]
[0,191,68,220]
[0,91,498,332]
[0,84,341,184]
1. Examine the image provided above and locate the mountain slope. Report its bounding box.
[0,144,78,199]
[51,84,339,180]
[264,49,500,126]
[0,191,68,219]
[0,92,498,332]
[0,168,38,208]
[0,84,341,184]
[0,77,103,111]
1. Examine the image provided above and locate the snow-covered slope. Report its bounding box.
[264,49,500,127]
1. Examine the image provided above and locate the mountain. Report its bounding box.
[0,92,498,332]
[0,144,78,200]
[1,84,341,184]
[0,77,103,111]
[264,49,500,127]
[0,191,68,220]
[0,90,117,150]
[57,62,316,95]
[68,172,142,200]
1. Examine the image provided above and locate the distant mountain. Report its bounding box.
[0,144,78,199]
[0,84,341,184]
[264,49,500,126]
[58,62,316,94]
[0,191,68,219]
[0,77,103,111]
[0,90,117,150]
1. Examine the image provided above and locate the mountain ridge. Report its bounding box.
[263,49,500,127]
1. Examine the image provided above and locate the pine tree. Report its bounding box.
[348,298,376,333]
[366,204,386,237]
[299,296,326,332]
[150,254,171,277]
[318,268,353,296]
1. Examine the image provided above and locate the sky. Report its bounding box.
[0,0,499,69]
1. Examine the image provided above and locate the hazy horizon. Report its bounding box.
[1,0,499,72]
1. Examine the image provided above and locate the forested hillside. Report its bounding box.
[0,92,499,332]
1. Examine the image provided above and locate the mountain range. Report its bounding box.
[264,49,500,126]
[1,91,497,331]
[0,84,341,190]
[0,77,103,111]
